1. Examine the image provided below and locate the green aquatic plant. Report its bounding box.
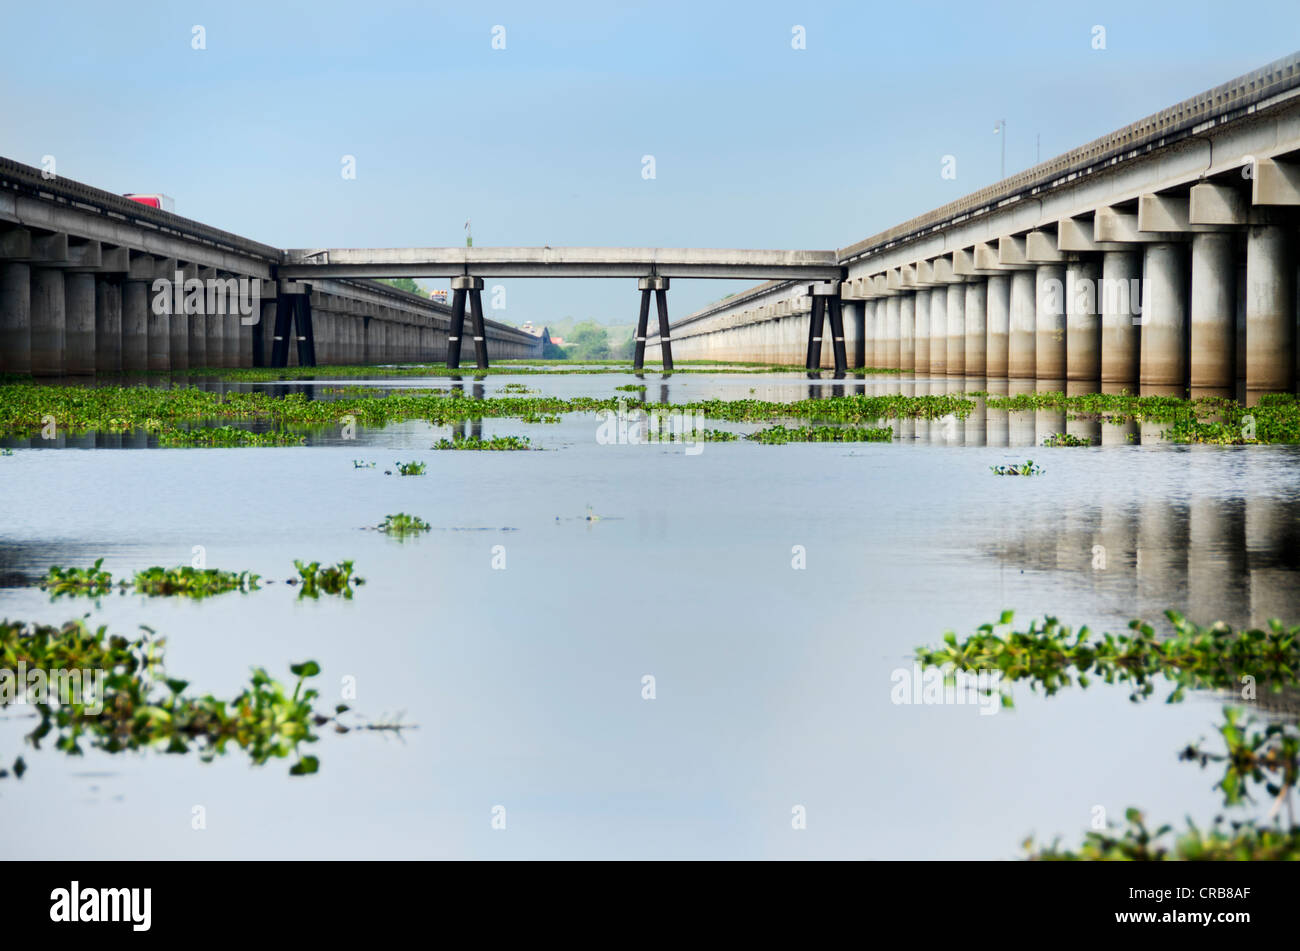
[1041,432,1092,447]
[153,425,306,447]
[497,383,536,394]
[353,459,376,469]
[131,566,260,599]
[38,560,113,597]
[990,460,1043,476]
[394,460,427,475]
[376,513,431,536]
[917,611,1300,707]
[432,435,532,451]
[615,384,648,393]
[749,425,892,444]
[0,448,12,456]
[0,617,342,777]
[293,560,361,598]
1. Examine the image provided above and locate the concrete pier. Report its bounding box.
[964,279,987,377]
[1189,232,1236,395]
[986,274,1009,378]
[945,283,965,375]
[1008,270,1035,380]
[1034,265,1066,383]
[914,288,930,374]
[30,268,65,377]
[1066,260,1100,383]
[121,280,149,372]
[885,296,900,370]
[148,283,170,372]
[1245,224,1295,400]
[64,272,96,376]
[899,293,914,372]
[1101,250,1142,391]
[94,278,122,374]
[1,262,31,374]
[929,286,946,376]
[1140,243,1187,394]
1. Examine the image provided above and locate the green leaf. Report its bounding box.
[289,755,320,776]
[289,661,321,678]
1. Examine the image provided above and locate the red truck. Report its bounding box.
[123,193,175,213]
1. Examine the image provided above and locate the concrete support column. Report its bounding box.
[869,301,882,368]
[914,288,930,374]
[1101,250,1142,390]
[64,273,95,375]
[1245,224,1295,399]
[986,274,1010,378]
[94,277,122,374]
[846,301,864,368]
[257,299,276,367]
[1034,264,1065,384]
[945,283,965,375]
[222,299,240,368]
[929,286,947,375]
[964,279,987,377]
[169,294,189,372]
[1,262,32,374]
[148,280,170,372]
[1189,232,1236,395]
[30,267,66,376]
[189,297,207,369]
[121,280,149,372]
[204,304,224,369]
[1008,270,1037,379]
[1066,260,1101,383]
[884,296,900,370]
[1140,242,1187,394]
[899,293,915,372]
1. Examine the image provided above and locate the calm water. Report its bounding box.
[2,371,1298,859]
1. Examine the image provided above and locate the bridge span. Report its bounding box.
[648,51,1300,401]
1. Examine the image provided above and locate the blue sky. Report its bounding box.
[2,0,1296,325]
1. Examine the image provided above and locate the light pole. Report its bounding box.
[993,119,1006,179]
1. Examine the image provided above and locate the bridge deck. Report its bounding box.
[280,247,843,280]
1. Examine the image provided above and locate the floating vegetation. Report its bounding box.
[38,559,113,597]
[920,612,1300,860]
[0,617,353,777]
[153,425,306,447]
[615,384,647,393]
[916,611,1300,706]
[293,560,361,599]
[518,412,561,423]
[985,391,1300,444]
[432,435,532,451]
[990,460,1043,476]
[667,428,737,442]
[394,460,427,475]
[497,383,536,394]
[1041,432,1092,447]
[376,513,431,536]
[131,566,260,599]
[353,459,375,468]
[1,448,12,456]
[749,425,892,444]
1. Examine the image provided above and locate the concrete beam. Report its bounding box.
[1058,216,1127,253]
[1252,157,1300,205]
[0,227,32,259]
[1189,182,1250,225]
[58,239,103,271]
[1095,206,1181,243]
[1137,193,1218,233]
[1025,230,1066,263]
[281,247,844,281]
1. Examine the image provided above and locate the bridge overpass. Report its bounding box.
[3,51,1300,387]
[648,51,1300,401]
[0,158,542,374]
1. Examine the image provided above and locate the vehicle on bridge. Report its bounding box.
[123,193,175,213]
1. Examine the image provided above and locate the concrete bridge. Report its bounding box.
[648,52,1300,401]
[0,157,542,376]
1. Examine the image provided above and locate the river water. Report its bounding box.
[2,370,1297,859]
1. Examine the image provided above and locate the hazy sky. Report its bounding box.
[2,1,1295,325]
